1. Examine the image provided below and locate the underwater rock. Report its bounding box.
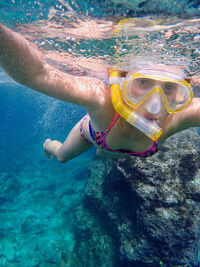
[74,202,118,267]
[110,0,200,16]
[0,172,20,204]
[74,0,199,17]
[2,239,16,262]
[37,234,64,264]
[74,128,200,266]
[21,215,46,234]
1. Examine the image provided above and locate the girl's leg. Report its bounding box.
[43,117,93,162]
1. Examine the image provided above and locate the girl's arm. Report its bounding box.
[182,98,200,127]
[189,75,200,87]
[0,23,106,107]
[161,97,200,141]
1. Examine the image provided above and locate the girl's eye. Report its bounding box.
[136,78,153,89]
[163,82,177,94]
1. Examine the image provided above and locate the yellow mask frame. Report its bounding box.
[122,73,193,114]
[110,70,163,140]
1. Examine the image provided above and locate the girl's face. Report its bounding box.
[124,65,188,124]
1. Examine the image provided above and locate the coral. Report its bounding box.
[74,128,200,266]
[110,0,200,16]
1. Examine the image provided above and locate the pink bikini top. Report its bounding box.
[89,113,159,158]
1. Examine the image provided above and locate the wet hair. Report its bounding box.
[117,60,188,80]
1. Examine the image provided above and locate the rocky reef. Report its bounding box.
[74,128,200,266]
[74,0,199,18]
[110,0,200,17]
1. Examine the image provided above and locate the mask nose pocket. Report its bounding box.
[145,94,162,114]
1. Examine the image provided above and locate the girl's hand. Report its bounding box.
[43,139,53,160]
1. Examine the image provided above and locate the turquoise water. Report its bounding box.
[0,0,200,266]
[0,71,96,266]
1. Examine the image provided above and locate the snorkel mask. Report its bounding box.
[110,68,193,141]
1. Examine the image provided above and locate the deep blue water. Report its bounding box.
[0,70,96,266]
[0,70,95,165]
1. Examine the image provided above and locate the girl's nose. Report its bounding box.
[145,94,162,114]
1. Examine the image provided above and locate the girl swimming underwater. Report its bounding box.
[0,23,200,162]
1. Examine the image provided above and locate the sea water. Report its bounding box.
[0,0,200,266]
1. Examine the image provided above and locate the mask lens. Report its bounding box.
[125,78,155,103]
[163,82,190,111]
[124,76,192,112]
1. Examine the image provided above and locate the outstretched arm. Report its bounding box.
[183,98,200,127]
[161,97,200,141]
[0,23,107,107]
[189,75,200,87]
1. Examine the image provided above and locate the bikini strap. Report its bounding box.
[106,113,120,132]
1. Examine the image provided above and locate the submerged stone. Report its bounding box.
[110,0,200,16]
[2,240,16,262]
[74,128,200,266]
[21,215,46,234]
[74,0,200,18]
